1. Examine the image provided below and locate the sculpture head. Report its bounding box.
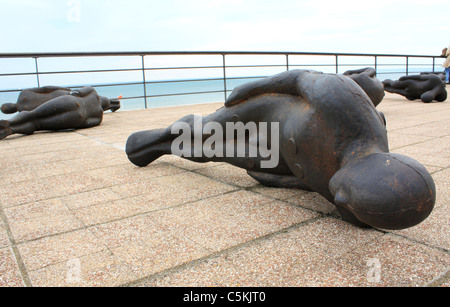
[329,153,435,230]
[1,103,18,114]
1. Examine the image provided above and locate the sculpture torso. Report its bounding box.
[226,71,388,201]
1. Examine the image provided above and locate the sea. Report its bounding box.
[0,78,257,120]
[0,67,444,120]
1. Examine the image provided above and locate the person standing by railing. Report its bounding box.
[442,46,450,84]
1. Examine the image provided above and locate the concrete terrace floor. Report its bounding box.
[0,91,448,287]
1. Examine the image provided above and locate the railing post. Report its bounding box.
[286,54,289,71]
[432,57,435,73]
[406,56,409,76]
[374,56,378,76]
[141,55,148,109]
[34,57,40,87]
[335,55,339,74]
[222,54,227,102]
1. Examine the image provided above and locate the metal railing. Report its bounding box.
[0,51,446,110]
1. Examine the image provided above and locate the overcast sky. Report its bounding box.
[1,0,449,55]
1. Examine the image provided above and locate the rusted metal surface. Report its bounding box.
[126,69,436,230]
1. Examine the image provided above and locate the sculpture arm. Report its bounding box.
[70,86,96,97]
[343,67,376,78]
[399,75,429,82]
[225,70,306,107]
[31,86,72,94]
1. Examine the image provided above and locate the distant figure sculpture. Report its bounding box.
[0,86,115,140]
[382,74,447,103]
[126,69,435,230]
[1,86,120,114]
[343,67,385,107]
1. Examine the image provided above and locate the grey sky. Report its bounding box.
[1,0,449,55]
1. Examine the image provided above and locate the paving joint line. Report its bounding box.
[122,215,324,287]
[0,204,33,287]
[426,268,450,287]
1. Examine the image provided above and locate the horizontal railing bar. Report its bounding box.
[27,68,141,75]
[2,63,437,78]
[118,96,145,100]
[113,90,227,100]
[144,64,287,71]
[0,51,442,59]
[217,64,286,69]
[0,72,38,77]
[375,63,433,66]
[147,90,225,98]
[376,71,410,74]
[145,65,223,71]
[0,65,282,78]
[148,76,267,84]
[0,89,21,93]
[290,64,374,68]
[0,88,227,98]
[0,76,266,93]
[0,62,438,78]
[0,68,142,77]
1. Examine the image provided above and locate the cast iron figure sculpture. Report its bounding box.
[0,86,113,140]
[382,74,447,103]
[1,86,121,114]
[343,67,385,107]
[126,69,436,230]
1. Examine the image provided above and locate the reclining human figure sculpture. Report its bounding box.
[382,74,447,103]
[1,85,120,114]
[126,69,436,230]
[0,86,117,140]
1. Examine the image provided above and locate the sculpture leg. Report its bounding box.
[0,110,38,139]
[128,96,304,169]
[0,103,18,114]
[126,94,319,191]
[0,120,13,139]
[126,111,289,171]
[109,100,121,112]
[125,126,175,167]
[0,96,85,139]
[100,97,121,112]
[421,87,447,103]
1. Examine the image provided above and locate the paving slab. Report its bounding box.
[0,93,448,287]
